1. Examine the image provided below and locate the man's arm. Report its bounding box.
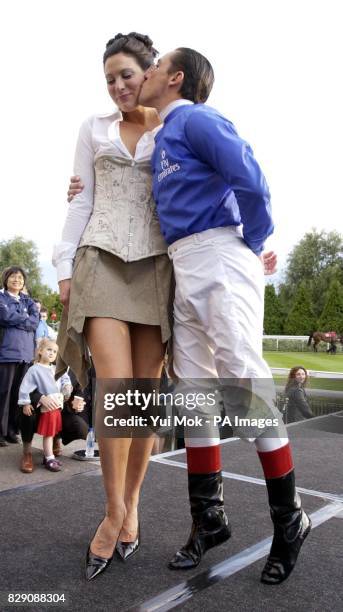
[184,109,273,255]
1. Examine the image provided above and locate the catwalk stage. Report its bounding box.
[0,412,342,611]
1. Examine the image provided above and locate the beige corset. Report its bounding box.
[79,155,168,261]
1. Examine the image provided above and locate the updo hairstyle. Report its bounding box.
[103,32,158,70]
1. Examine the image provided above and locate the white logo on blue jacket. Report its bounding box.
[157,149,181,183]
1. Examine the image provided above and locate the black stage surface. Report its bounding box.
[0,414,342,612]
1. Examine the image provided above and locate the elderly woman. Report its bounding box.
[0,266,39,445]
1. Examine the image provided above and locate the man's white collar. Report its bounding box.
[160,99,193,122]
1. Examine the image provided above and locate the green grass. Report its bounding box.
[272,376,343,392]
[263,352,343,392]
[263,352,343,373]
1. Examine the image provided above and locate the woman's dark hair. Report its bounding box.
[285,366,308,391]
[168,47,214,103]
[1,266,27,290]
[103,32,158,70]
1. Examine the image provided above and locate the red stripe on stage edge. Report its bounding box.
[186,445,221,474]
[258,443,294,479]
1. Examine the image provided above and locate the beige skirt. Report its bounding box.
[56,246,174,387]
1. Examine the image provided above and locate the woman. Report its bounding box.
[285,366,314,423]
[0,266,39,446]
[53,32,173,581]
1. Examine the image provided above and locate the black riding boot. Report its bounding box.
[261,470,311,585]
[168,471,231,570]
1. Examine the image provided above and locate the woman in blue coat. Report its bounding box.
[0,266,39,445]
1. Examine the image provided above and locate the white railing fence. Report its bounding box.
[272,367,343,380]
[263,335,342,353]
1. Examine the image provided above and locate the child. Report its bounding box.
[35,307,57,345]
[18,338,72,472]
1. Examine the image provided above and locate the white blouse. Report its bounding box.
[52,111,160,281]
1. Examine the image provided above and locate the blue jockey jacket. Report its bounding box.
[151,104,274,254]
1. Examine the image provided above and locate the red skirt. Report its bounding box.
[37,409,62,437]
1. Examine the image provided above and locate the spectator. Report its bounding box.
[18,368,92,472]
[285,366,314,423]
[0,266,39,446]
[35,307,50,341]
[60,369,92,446]
[18,338,72,472]
[35,307,57,343]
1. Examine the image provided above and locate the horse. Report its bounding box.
[307,331,343,353]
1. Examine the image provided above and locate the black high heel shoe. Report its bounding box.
[116,523,140,562]
[85,520,117,581]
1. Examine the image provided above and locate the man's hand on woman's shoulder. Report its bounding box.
[67,175,84,202]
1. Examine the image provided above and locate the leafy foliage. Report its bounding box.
[284,283,316,335]
[264,284,284,333]
[318,280,343,331]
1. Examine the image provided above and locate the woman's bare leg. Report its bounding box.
[85,317,133,557]
[119,323,166,541]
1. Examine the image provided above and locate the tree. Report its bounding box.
[0,236,42,289]
[283,229,343,318]
[284,283,316,335]
[264,284,284,333]
[276,282,291,324]
[318,280,343,331]
[311,264,343,317]
[41,291,63,321]
[285,229,343,287]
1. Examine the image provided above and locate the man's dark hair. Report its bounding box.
[1,266,27,290]
[103,32,158,70]
[168,47,214,103]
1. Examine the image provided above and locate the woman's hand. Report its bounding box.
[23,404,33,416]
[40,395,60,411]
[67,175,84,203]
[62,384,73,400]
[260,251,277,275]
[71,397,86,412]
[58,279,71,309]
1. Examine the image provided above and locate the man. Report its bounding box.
[136,48,311,584]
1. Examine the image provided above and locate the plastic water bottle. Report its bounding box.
[85,427,95,458]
